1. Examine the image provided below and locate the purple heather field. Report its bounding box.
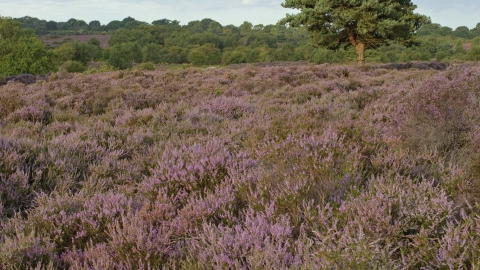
[1,62,480,269]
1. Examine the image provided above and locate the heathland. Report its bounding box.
[1,61,480,268]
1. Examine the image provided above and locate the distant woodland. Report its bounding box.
[1,16,480,75]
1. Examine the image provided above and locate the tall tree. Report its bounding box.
[67,18,78,27]
[471,23,480,38]
[105,20,122,31]
[152,19,180,26]
[45,20,58,31]
[88,20,102,31]
[280,0,429,64]
[452,26,471,39]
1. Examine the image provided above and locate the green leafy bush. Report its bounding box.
[59,60,86,73]
[136,61,155,71]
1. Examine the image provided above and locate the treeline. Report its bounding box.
[1,16,480,76]
[101,18,314,68]
[12,16,179,34]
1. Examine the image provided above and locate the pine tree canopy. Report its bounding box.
[280,0,430,64]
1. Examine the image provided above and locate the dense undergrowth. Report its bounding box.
[1,62,480,269]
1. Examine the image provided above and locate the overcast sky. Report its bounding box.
[1,0,479,29]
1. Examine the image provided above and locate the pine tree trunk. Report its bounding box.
[355,42,366,65]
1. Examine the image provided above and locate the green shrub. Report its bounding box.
[136,62,155,71]
[60,60,86,73]
[84,63,116,74]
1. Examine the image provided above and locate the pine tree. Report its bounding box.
[280,0,429,65]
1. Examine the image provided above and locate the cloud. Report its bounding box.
[414,0,480,28]
[1,0,289,25]
[414,0,480,14]
[415,0,480,10]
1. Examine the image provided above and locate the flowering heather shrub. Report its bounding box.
[255,128,363,209]
[184,206,298,269]
[381,61,450,70]
[8,99,52,124]
[431,208,480,269]
[300,175,456,269]
[0,74,40,86]
[398,67,480,158]
[0,138,48,218]
[1,191,141,268]
[1,62,480,268]
[200,96,255,120]
[0,169,31,219]
[137,138,257,218]
[0,84,25,119]
[138,139,234,199]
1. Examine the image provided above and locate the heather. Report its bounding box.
[1,62,480,269]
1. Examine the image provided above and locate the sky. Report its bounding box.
[1,0,479,29]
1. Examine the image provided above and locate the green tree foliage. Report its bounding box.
[417,24,453,37]
[152,19,180,26]
[142,43,163,64]
[224,33,241,47]
[222,47,248,65]
[239,21,253,36]
[105,20,122,31]
[4,14,480,74]
[57,22,70,31]
[71,41,95,64]
[437,26,453,36]
[73,20,88,30]
[247,46,273,62]
[160,46,188,64]
[187,43,222,65]
[87,38,103,61]
[109,27,157,47]
[124,20,143,29]
[13,16,48,34]
[53,43,76,64]
[454,40,467,58]
[473,37,480,46]
[87,37,101,47]
[88,20,102,31]
[54,41,99,65]
[467,45,480,61]
[400,47,430,62]
[471,23,480,37]
[0,17,55,76]
[121,16,145,29]
[453,26,472,39]
[67,18,77,27]
[208,21,223,35]
[186,21,204,34]
[275,43,296,61]
[60,60,87,73]
[416,23,440,36]
[311,47,346,63]
[108,42,142,69]
[280,0,429,64]
[46,20,58,31]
